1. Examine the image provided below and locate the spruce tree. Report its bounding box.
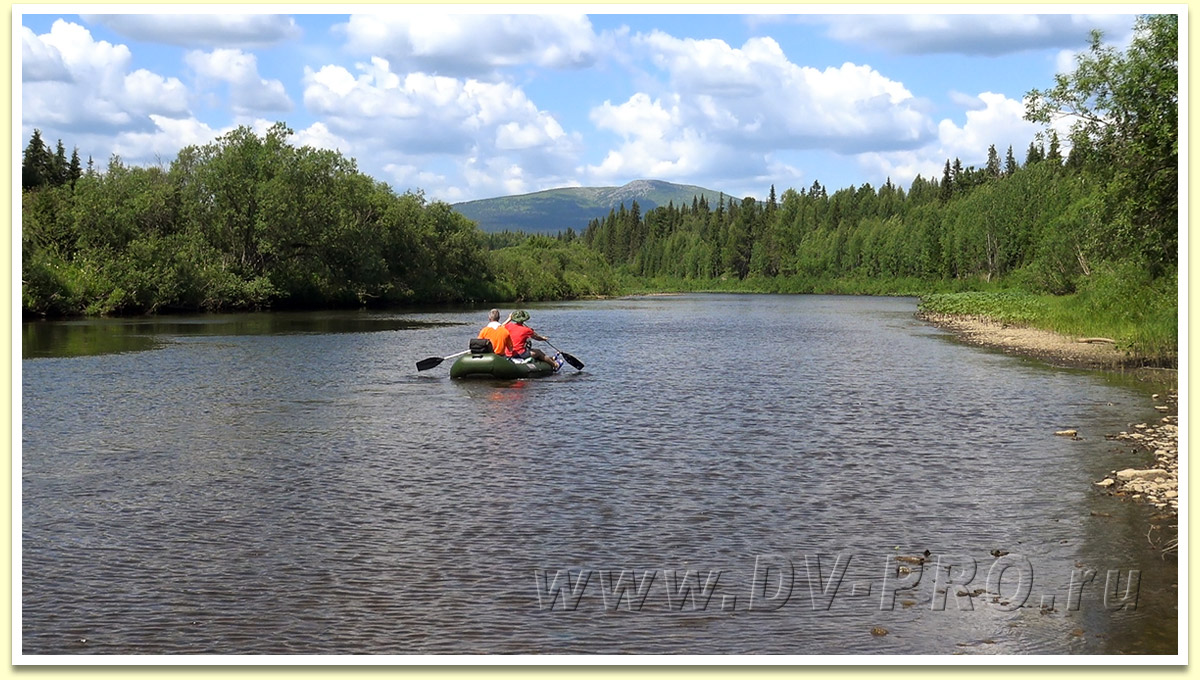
[985,144,1002,178]
[52,139,68,186]
[68,147,82,189]
[22,129,52,191]
[1004,145,1018,176]
[939,159,952,202]
[1046,130,1063,165]
[1025,141,1044,166]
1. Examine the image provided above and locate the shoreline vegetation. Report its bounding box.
[22,16,1176,358]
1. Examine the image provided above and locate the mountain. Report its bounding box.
[451,179,732,234]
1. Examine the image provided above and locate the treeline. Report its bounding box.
[21,15,1176,323]
[21,123,616,317]
[580,145,1097,294]
[579,15,1177,301]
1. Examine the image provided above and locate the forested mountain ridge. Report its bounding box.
[451,179,730,233]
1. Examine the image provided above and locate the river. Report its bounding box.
[19,294,1179,657]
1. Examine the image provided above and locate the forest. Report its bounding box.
[20,16,1177,359]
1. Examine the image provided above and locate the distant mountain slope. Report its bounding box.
[451,179,732,234]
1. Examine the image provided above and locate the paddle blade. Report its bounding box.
[562,352,584,371]
[415,356,444,371]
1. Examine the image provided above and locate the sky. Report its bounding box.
[15,5,1155,204]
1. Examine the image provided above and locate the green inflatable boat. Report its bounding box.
[449,352,560,380]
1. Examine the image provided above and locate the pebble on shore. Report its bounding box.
[1095,390,1179,515]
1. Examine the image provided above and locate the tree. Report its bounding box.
[22,129,52,191]
[951,158,966,195]
[1025,14,1178,270]
[52,139,69,186]
[1024,141,1044,166]
[68,147,82,189]
[939,160,953,202]
[986,144,1002,178]
[1045,130,1063,165]
[1004,145,1019,176]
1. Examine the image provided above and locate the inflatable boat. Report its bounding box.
[449,352,560,379]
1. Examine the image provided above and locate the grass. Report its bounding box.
[919,263,1178,365]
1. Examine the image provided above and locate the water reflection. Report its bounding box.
[22,312,458,359]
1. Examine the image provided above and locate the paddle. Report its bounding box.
[543,340,584,371]
[416,349,470,372]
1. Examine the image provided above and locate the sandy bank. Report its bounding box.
[916,311,1140,370]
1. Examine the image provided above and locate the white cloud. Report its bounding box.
[1055,48,1081,75]
[338,13,600,76]
[591,92,676,141]
[300,57,582,200]
[185,48,292,115]
[123,69,190,116]
[936,92,1033,160]
[948,90,986,111]
[292,121,352,154]
[856,91,1073,187]
[21,20,189,132]
[20,26,70,82]
[631,32,934,154]
[819,13,1135,55]
[82,14,301,49]
[110,114,221,164]
[582,31,937,191]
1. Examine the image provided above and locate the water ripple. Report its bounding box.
[21,295,1176,656]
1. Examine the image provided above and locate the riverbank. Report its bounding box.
[915,311,1140,370]
[919,311,1179,523]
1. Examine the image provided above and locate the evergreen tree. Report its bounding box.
[951,158,966,195]
[22,129,52,191]
[986,144,1002,178]
[52,139,68,186]
[68,147,82,189]
[1046,130,1063,164]
[1004,145,1019,176]
[1025,141,1045,166]
[939,160,953,202]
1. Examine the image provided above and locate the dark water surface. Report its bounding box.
[20,295,1178,656]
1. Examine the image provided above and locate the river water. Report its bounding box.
[19,294,1179,657]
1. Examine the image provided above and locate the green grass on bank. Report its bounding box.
[919,262,1178,364]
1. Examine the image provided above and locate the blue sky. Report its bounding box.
[17,6,1150,203]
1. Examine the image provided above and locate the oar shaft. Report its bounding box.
[542,340,583,370]
[416,348,472,371]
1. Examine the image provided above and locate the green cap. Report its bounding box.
[511,310,530,323]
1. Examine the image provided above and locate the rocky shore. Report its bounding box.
[919,312,1180,519]
[1095,390,1179,515]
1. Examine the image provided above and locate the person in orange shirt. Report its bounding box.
[477,309,514,356]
